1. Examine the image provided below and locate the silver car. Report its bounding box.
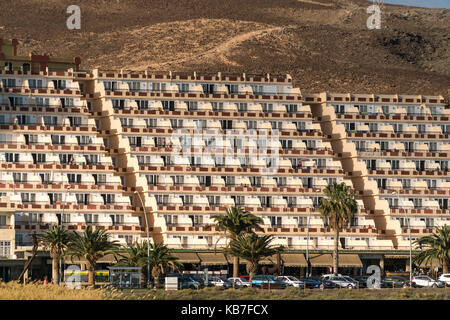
[228,277,251,288]
[438,274,450,285]
[412,276,444,288]
[322,276,357,289]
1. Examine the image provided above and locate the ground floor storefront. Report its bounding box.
[0,250,442,282]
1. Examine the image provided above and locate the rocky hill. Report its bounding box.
[0,0,448,99]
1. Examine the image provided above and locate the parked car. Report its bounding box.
[251,275,286,288]
[209,276,233,288]
[412,276,444,288]
[228,277,252,288]
[239,275,250,282]
[298,277,322,289]
[276,276,303,287]
[342,276,359,287]
[321,275,357,289]
[382,276,410,288]
[353,276,369,288]
[165,273,201,289]
[188,274,206,288]
[438,274,450,285]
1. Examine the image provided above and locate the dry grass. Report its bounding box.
[1,283,449,300]
[131,286,450,300]
[0,282,119,300]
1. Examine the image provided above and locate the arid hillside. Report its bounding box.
[0,0,448,98]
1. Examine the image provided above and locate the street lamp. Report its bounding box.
[134,191,151,289]
[306,211,311,277]
[59,185,71,285]
[392,191,412,286]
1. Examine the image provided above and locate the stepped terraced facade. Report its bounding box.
[0,41,448,279]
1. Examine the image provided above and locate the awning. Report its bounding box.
[64,253,118,264]
[384,254,408,259]
[197,252,228,266]
[240,254,280,265]
[419,258,441,268]
[259,254,280,265]
[281,253,307,267]
[309,254,333,267]
[171,252,200,264]
[339,254,362,267]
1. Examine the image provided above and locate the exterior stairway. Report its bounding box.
[84,69,166,243]
[309,96,406,249]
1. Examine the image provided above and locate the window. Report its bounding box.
[40,173,51,184]
[35,97,50,107]
[84,214,99,224]
[152,82,166,92]
[112,99,125,109]
[62,213,71,223]
[136,100,149,110]
[52,80,66,90]
[185,101,198,111]
[0,241,11,258]
[145,118,157,128]
[95,174,107,185]
[211,102,223,111]
[102,194,115,204]
[85,154,99,165]
[68,116,82,126]
[237,102,248,112]
[60,98,74,108]
[161,100,175,111]
[286,104,298,113]
[110,214,124,225]
[250,85,263,94]
[103,81,117,91]
[127,81,140,92]
[2,78,16,88]
[225,84,238,94]
[177,83,189,93]
[28,79,43,89]
[0,215,6,226]
[206,195,220,206]
[128,136,142,147]
[164,214,178,225]
[188,215,203,226]
[25,134,38,145]
[59,154,73,164]
[268,216,282,227]
[31,153,46,164]
[5,153,19,163]
[261,103,273,113]
[51,135,65,145]
[76,193,89,205]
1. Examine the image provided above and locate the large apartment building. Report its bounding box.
[0,40,448,280]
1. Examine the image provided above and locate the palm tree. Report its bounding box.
[67,226,120,287]
[116,241,181,287]
[319,182,357,275]
[225,233,282,282]
[413,225,450,274]
[149,242,182,287]
[38,226,71,285]
[211,206,264,277]
[17,232,40,283]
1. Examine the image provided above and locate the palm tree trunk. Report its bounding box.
[87,263,95,288]
[233,256,239,278]
[333,228,339,275]
[443,262,448,274]
[52,257,59,285]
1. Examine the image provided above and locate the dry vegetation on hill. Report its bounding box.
[0,0,448,98]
